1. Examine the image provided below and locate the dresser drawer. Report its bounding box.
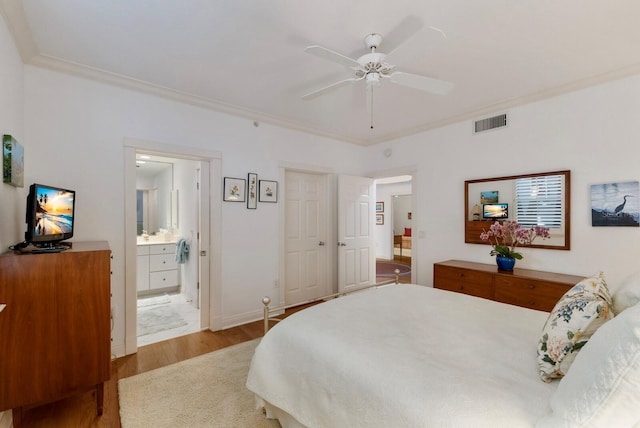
[434,265,493,286]
[435,277,493,300]
[494,276,571,312]
[149,270,179,290]
[149,253,178,272]
[434,265,493,299]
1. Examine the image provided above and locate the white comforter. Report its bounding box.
[246,284,557,428]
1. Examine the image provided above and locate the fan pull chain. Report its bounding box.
[370,86,374,129]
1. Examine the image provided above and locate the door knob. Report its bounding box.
[338,242,347,246]
[318,241,325,246]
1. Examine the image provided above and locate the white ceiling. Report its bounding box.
[4,0,640,145]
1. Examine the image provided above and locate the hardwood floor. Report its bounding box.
[15,306,311,428]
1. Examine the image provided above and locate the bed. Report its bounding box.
[246,281,640,428]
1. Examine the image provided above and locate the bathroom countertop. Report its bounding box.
[136,236,177,246]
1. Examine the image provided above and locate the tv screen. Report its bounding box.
[25,183,75,246]
[483,203,508,219]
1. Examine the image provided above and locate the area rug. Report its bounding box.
[376,261,411,277]
[118,339,279,428]
[137,294,170,308]
[137,304,188,336]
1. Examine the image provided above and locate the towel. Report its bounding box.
[175,238,190,264]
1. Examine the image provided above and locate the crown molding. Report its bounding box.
[28,53,367,146]
[0,0,37,62]
[368,62,640,145]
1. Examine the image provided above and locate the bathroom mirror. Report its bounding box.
[136,160,173,235]
[465,170,571,250]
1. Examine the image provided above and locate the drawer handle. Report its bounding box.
[528,285,535,289]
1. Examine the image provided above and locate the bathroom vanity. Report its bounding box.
[137,238,179,294]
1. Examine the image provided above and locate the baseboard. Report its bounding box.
[0,410,12,428]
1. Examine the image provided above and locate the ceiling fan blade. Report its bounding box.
[301,77,361,100]
[304,46,360,68]
[382,16,424,57]
[389,71,454,95]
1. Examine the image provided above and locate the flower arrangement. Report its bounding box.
[480,221,551,259]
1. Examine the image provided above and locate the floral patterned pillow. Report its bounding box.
[537,274,614,382]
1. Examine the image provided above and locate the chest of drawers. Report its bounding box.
[433,260,584,312]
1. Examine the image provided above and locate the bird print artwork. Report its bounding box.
[590,181,639,227]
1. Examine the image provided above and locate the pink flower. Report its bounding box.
[480,220,550,259]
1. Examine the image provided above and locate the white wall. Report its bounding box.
[366,74,640,288]
[22,66,370,352]
[0,14,24,250]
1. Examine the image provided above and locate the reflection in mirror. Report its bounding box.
[136,159,173,236]
[465,170,570,250]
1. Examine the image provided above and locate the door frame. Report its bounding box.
[123,138,222,356]
[278,163,336,310]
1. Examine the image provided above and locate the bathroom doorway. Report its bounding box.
[123,141,221,356]
[135,153,202,346]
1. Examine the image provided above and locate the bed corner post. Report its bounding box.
[395,269,400,284]
[262,296,271,335]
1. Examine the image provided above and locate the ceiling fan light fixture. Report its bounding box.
[366,72,381,85]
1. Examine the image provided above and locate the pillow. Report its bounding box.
[536,302,640,427]
[612,271,640,315]
[537,274,614,382]
[404,227,411,237]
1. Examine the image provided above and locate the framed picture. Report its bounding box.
[375,202,384,212]
[480,191,499,204]
[376,214,384,225]
[3,134,24,187]
[247,173,258,209]
[223,177,246,202]
[259,180,278,203]
[591,181,639,227]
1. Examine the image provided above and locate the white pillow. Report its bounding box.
[612,271,640,315]
[536,302,640,427]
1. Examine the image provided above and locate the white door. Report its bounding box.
[338,174,375,293]
[197,163,210,326]
[285,171,327,305]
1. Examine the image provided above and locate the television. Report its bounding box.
[482,203,508,219]
[25,183,75,247]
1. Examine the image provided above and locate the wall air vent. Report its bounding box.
[474,113,507,133]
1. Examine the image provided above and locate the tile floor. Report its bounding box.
[137,291,201,346]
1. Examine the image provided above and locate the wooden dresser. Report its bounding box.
[0,241,111,427]
[433,259,584,312]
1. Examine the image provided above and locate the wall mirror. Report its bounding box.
[136,160,174,235]
[465,170,570,250]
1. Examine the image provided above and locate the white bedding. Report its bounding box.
[246,284,558,428]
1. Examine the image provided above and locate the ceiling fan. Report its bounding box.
[301,22,454,103]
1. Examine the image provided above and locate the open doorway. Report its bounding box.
[374,176,412,284]
[135,153,201,346]
[123,140,220,357]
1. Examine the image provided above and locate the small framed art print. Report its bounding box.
[223,177,246,202]
[247,173,258,209]
[259,180,278,203]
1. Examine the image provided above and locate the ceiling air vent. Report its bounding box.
[474,114,507,133]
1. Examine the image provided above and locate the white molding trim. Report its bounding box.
[27,53,364,145]
[0,0,37,62]
[5,0,640,146]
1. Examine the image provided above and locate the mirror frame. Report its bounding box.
[465,170,571,250]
